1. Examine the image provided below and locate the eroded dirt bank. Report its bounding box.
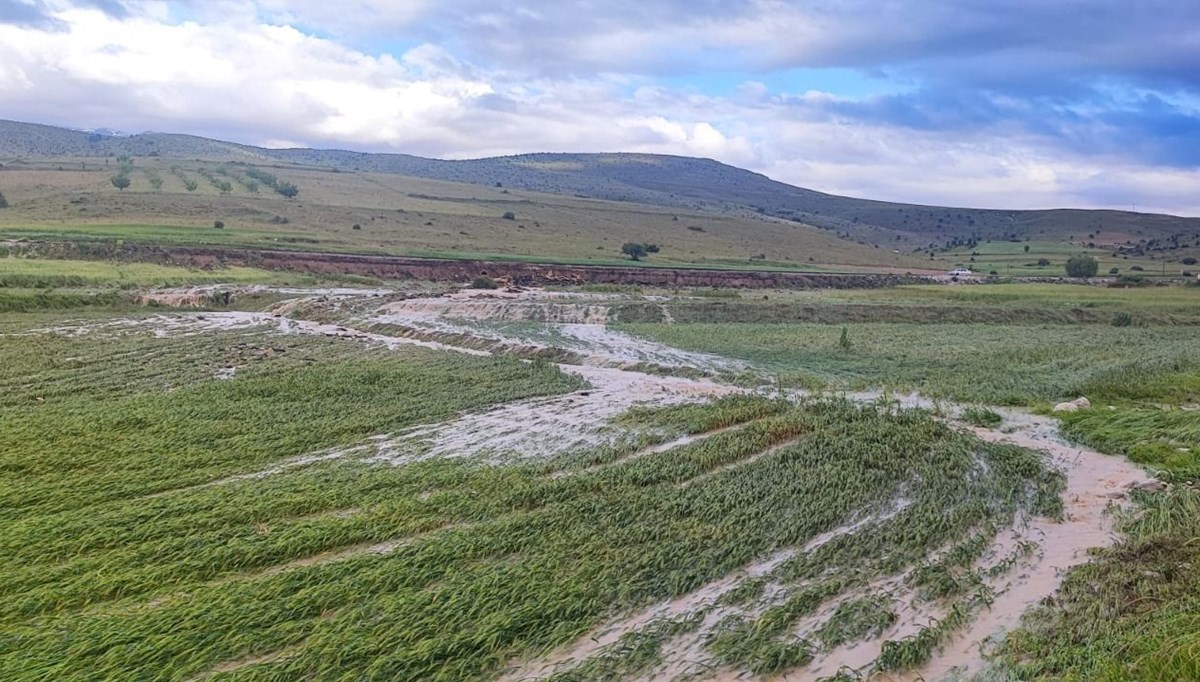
[10,240,928,289]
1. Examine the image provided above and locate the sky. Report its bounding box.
[1,1,1198,215]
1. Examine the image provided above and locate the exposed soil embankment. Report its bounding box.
[9,241,925,289]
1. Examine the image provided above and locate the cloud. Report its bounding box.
[0,1,1196,215]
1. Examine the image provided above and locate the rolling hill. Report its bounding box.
[1,119,1198,271]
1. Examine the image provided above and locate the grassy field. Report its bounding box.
[936,239,1199,277]
[0,321,1062,679]
[0,158,933,272]
[608,281,1200,679]
[0,256,290,288]
[1,270,1197,680]
[619,320,1200,404]
[986,352,1200,680]
[0,256,369,312]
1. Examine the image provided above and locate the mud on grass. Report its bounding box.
[987,488,1200,682]
[0,327,584,518]
[618,322,1200,405]
[0,390,1065,681]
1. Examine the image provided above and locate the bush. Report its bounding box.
[1130,265,1145,271]
[502,211,516,220]
[0,191,7,209]
[469,275,498,289]
[1037,258,1051,266]
[1183,257,1197,266]
[1065,254,1099,278]
[245,168,278,187]
[110,173,131,191]
[275,181,299,198]
[962,406,1002,428]
[269,215,289,224]
[213,220,225,229]
[1111,274,1148,288]
[1108,268,1119,274]
[1111,312,1133,327]
[352,224,361,230]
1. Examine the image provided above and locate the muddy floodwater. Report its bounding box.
[30,285,1152,681]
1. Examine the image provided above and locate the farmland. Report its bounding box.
[0,156,929,273]
[0,256,1197,680]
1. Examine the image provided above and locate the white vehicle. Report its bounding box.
[948,268,974,276]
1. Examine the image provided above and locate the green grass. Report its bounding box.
[936,240,1166,278]
[0,312,1066,680]
[0,256,288,288]
[806,282,1200,311]
[984,335,1200,680]
[989,489,1200,681]
[618,322,1200,405]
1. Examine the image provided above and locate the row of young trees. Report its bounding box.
[108,160,297,198]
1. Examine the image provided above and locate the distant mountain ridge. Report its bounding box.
[2,118,1196,245]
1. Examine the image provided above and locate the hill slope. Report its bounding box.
[2,119,1198,258]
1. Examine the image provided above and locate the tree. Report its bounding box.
[620,242,661,261]
[275,181,299,198]
[1023,244,1030,253]
[1065,254,1099,278]
[621,242,648,261]
[110,173,131,191]
[0,190,7,209]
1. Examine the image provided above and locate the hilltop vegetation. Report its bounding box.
[0,156,928,273]
[2,119,1197,267]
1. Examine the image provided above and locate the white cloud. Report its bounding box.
[0,3,1196,215]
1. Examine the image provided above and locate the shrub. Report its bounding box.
[110,173,131,191]
[470,275,498,289]
[275,181,299,198]
[245,168,278,187]
[1183,257,1197,265]
[1111,274,1148,288]
[502,211,516,220]
[269,215,289,224]
[962,406,1002,428]
[352,224,362,230]
[1037,258,1051,266]
[1108,268,1119,274]
[1130,265,1145,271]
[622,243,647,261]
[1065,254,1099,278]
[1111,312,1133,327]
[213,220,225,229]
[0,191,7,209]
